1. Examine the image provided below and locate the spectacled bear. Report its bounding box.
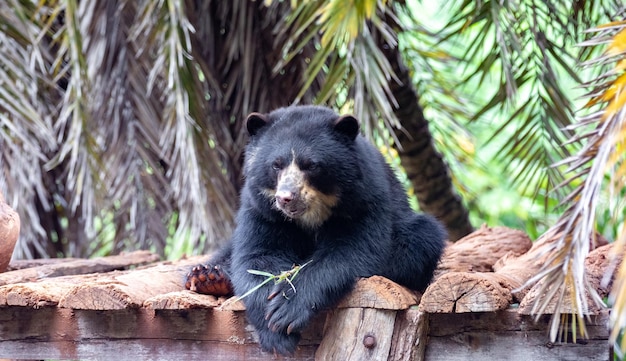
[186,105,446,355]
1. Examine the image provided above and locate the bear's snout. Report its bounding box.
[275,189,294,207]
[275,189,306,218]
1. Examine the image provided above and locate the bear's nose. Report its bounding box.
[275,190,293,207]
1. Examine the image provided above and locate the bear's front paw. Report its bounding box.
[265,282,314,335]
[185,264,233,296]
[257,327,301,356]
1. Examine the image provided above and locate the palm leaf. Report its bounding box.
[441,0,625,208]
[277,0,401,141]
[1,0,252,258]
[0,0,66,257]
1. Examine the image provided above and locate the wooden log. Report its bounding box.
[0,255,207,309]
[0,250,160,286]
[502,231,607,296]
[517,281,605,316]
[0,190,20,273]
[435,225,532,277]
[337,276,420,309]
[0,273,101,307]
[586,243,623,298]
[419,272,511,313]
[57,256,209,310]
[421,226,608,314]
[0,251,161,307]
[8,258,80,271]
[0,306,324,361]
[421,226,536,313]
[144,290,223,309]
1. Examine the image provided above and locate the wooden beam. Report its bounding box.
[426,309,611,361]
[57,256,209,309]
[0,250,161,286]
[0,306,324,361]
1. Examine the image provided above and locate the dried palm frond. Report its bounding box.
[1,0,72,257]
[129,0,237,252]
[528,16,626,344]
[0,0,246,258]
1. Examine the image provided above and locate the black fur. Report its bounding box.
[195,105,446,355]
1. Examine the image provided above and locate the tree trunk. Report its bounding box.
[382,44,474,241]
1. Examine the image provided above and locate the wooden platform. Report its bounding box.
[0,226,616,360]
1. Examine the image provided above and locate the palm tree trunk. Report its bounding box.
[383,45,474,241]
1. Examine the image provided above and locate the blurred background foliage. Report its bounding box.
[1,0,626,353]
[2,0,621,259]
[404,0,624,240]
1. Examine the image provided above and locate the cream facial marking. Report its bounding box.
[274,157,306,217]
[268,150,338,228]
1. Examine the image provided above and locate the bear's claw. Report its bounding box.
[185,264,234,297]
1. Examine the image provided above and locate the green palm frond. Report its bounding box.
[396,6,481,203]
[443,0,622,206]
[529,17,626,344]
[277,0,401,140]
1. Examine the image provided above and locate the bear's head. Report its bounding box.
[242,106,361,229]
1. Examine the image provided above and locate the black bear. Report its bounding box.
[186,105,446,355]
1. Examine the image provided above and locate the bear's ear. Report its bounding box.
[333,115,359,141]
[246,112,270,136]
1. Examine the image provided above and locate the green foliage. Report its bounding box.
[279,0,402,140]
[396,0,624,239]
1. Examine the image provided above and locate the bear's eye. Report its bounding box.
[300,161,318,172]
[271,160,283,171]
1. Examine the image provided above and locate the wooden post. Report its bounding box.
[315,276,425,360]
[316,308,398,360]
